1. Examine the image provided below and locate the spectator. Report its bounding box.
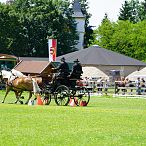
[103,79,109,95]
[135,77,141,95]
[97,77,103,94]
[83,77,89,86]
[141,78,145,93]
[115,77,126,94]
[141,78,145,87]
[124,78,130,86]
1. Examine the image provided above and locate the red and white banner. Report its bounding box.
[48,39,57,62]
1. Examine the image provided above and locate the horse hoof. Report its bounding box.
[20,96,24,99]
[20,101,23,104]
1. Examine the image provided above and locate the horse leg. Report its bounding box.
[14,91,19,104]
[2,86,10,103]
[14,91,23,104]
[25,91,32,104]
[18,91,23,104]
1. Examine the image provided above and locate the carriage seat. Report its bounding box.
[67,74,82,80]
[69,77,82,81]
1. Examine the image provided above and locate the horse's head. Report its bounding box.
[0,70,13,83]
[0,70,5,83]
[0,70,2,81]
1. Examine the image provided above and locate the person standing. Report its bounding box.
[135,77,141,95]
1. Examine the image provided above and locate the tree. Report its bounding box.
[93,13,114,49]
[12,0,79,57]
[0,0,79,57]
[0,0,93,57]
[138,0,146,20]
[92,19,146,61]
[0,3,21,55]
[118,0,132,21]
[118,0,142,23]
[129,0,141,23]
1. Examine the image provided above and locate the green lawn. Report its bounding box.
[0,90,146,146]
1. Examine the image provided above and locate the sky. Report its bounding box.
[0,0,125,28]
[88,0,125,28]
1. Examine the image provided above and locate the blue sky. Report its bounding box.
[0,0,128,27]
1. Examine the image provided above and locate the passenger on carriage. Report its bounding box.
[69,59,83,79]
[55,57,70,79]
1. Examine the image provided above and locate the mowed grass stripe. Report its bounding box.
[0,91,146,146]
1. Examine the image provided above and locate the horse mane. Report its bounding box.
[11,69,26,77]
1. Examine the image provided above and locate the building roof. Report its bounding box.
[72,0,84,18]
[0,53,17,61]
[14,60,74,74]
[18,57,48,61]
[14,60,50,74]
[56,45,146,66]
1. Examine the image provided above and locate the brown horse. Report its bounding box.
[0,70,42,104]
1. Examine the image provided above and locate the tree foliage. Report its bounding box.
[93,19,146,61]
[118,0,146,23]
[0,0,94,57]
[14,0,79,57]
[0,3,21,54]
[0,0,79,57]
[92,0,146,62]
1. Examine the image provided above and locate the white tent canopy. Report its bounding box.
[127,67,146,81]
[82,66,109,79]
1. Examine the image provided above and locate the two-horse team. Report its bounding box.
[0,58,84,105]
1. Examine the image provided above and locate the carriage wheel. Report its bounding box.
[73,86,90,106]
[41,90,52,105]
[43,94,52,105]
[54,85,70,106]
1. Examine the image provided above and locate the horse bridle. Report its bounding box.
[0,70,4,84]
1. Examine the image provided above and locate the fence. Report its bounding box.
[82,80,146,97]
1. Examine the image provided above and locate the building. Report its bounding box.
[0,54,18,70]
[56,45,146,78]
[72,0,85,50]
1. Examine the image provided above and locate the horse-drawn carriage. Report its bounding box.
[0,61,90,106]
[41,74,90,106]
[41,61,90,106]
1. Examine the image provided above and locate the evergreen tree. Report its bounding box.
[93,13,114,49]
[129,0,140,23]
[118,0,132,21]
[119,0,141,23]
[139,0,146,20]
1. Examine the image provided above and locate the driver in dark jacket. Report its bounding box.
[70,59,83,79]
[56,57,69,78]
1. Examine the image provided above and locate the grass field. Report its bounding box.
[0,90,146,146]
